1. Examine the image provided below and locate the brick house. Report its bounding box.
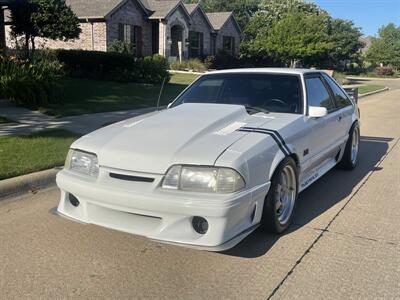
[0,0,11,49]
[5,0,242,60]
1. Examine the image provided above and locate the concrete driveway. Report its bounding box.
[0,86,399,299]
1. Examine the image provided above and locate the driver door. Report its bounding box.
[303,74,343,172]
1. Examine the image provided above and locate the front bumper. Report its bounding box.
[56,168,270,251]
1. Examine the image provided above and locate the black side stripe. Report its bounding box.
[238,127,291,156]
[241,127,290,152]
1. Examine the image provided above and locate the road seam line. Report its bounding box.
[299,226,399,248]
[267,137,400,299]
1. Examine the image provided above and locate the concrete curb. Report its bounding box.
[359,87,389,98]
[0,168,60,201]
[168,70,205,75]
[346,76,400,81]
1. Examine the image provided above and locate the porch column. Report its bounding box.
[158,20,169,58]
[0,8,5,51]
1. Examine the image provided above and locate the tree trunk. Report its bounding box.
[290,59,299,68]
[30,36,35,60]
[25,33,30,60]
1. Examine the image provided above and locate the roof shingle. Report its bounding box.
[147,0,181,19]
[183,3,198,15]
[65,0,125,18]
[206,12,233,30]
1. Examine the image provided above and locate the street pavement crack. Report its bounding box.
[267,137,400,300]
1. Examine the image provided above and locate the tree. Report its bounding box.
[9,0,80,59]
[8,0,38,58]
[243,0,326,55]
[184,0,259,29]
[366,23,400,69]
[257,11,333,67]
[325,19,364,69]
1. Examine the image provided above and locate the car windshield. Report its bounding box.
[172,73,303,114]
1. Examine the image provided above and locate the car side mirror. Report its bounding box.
[308,106,328,118]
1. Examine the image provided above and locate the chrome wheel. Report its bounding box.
[351,126,360,164]
[274,165,297,225]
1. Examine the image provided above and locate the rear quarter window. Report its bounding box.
[322,74,353,108]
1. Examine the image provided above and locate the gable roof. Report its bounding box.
[148,1,191,20]
[206,12,232,30]
[183,3,198,15]
[147,0,179,19]
[206,12,241,34]
[184,3,213,31]
[64,0,149,19]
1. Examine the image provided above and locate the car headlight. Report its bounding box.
[65,149,99,178]
[162,165,245,193]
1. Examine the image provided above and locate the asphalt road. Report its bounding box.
[1,82,399,299]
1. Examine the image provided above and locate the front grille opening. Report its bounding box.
[109,173,155,183]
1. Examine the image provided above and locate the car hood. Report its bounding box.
[72,103,275,174]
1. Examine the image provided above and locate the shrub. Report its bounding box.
[0,56,63,106]
[375,66,394,77]
[169,58,207,72]
[204,56,216,69]
[108,40,135,55]
[55,50,168,83]
[138,54,170,83]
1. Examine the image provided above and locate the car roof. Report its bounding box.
[206,68,323,76]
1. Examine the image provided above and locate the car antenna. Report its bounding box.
[156,77,167,111]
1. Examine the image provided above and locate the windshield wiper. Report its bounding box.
[244,106,270,115]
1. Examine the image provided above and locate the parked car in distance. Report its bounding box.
[56,68,360,251]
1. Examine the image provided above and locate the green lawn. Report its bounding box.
[0,116,13,124]
[358,85,385,94]
[39,73,199,117]
[0,130,78,180]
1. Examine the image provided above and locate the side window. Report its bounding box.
[322,74,353,108]
[305,77,335,111]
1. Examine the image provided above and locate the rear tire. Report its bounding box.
[338,122,360,170]
[261,157,298,233]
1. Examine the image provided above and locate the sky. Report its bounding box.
[312,0,400,36]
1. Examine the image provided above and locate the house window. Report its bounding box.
[119,24,132,43]
[189,31,204,58]
[223,36,235,55]
[118,24,143,57]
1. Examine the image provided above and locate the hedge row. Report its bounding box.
[55,50,170,83]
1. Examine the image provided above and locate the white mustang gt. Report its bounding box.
[57,68,360,251]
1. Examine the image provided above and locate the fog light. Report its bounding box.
[68,194,80,207]
[192,216,208,234]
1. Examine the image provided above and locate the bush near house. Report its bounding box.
[55,50,170,83]
[375,66,394,77]
[0,55,63,106]
[170,59,207,72]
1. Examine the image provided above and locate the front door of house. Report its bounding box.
[171,25,183,57]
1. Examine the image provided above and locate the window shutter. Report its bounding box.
[118,23,124,41]
[231,37,235,55]
[135,26,143,57]
[130,25,135,45]
[200,33,204,56]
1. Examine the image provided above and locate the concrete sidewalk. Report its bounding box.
[0,99,156,136]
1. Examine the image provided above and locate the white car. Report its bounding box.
[56,68,360,251]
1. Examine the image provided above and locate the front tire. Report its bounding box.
[338,122,360,170]
[261,157,298,233]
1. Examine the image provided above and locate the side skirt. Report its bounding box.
[299,157,338,192]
